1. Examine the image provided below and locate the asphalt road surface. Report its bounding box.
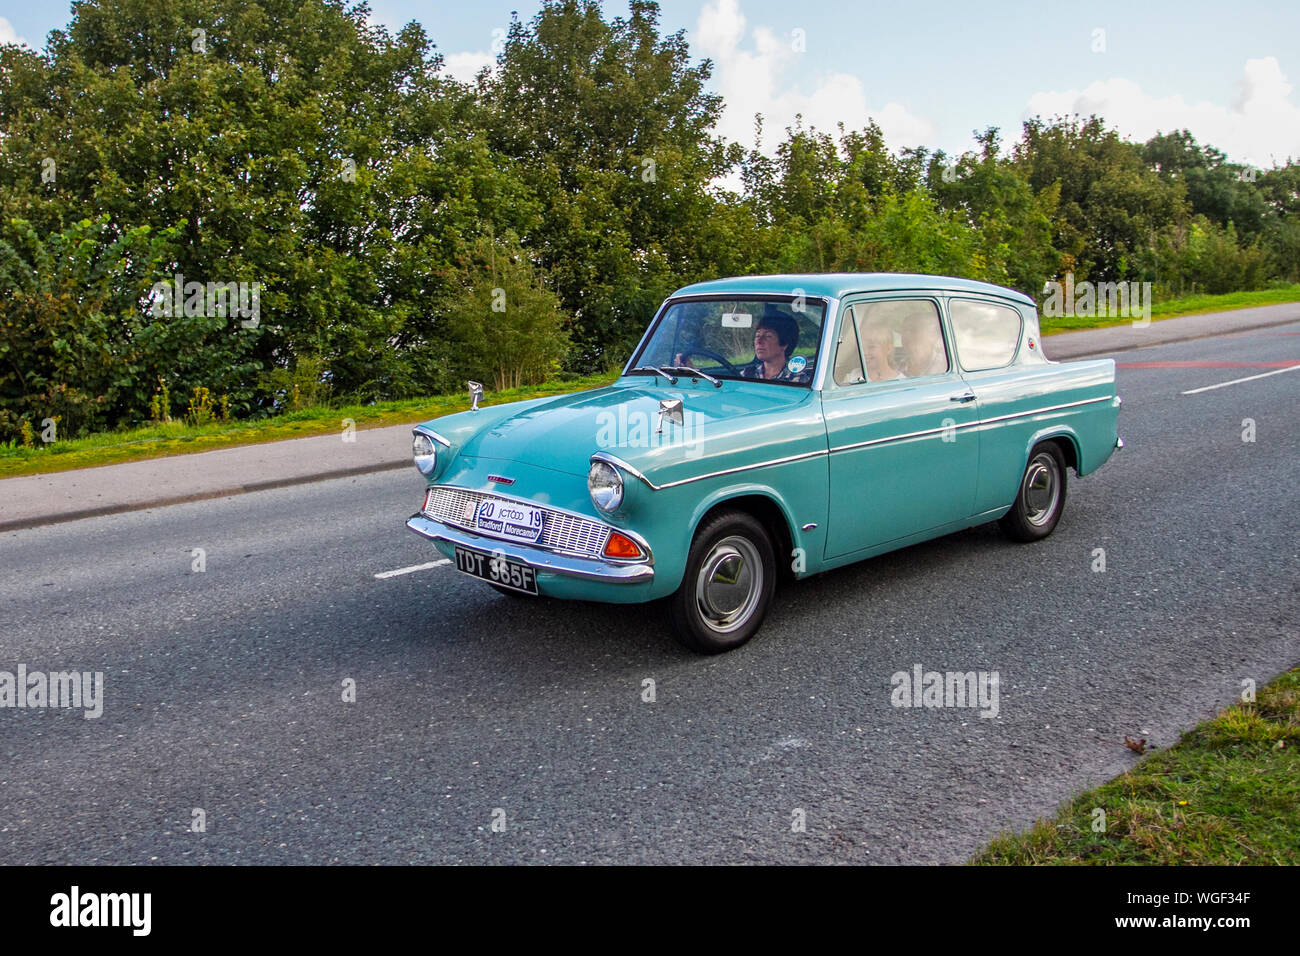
[2,323,1297,864]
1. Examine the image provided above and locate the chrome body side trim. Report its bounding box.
[593,449,828,492]
[598,396,1110,487]
[828,396,1113,454]
[413,424,451,447]
[590,452,653,487]
[975,395,1111,426]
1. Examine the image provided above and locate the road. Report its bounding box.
[2,323,1297,864]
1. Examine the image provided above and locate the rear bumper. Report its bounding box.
[406,513,654,585]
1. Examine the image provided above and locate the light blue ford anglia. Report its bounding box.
[407,273,1122,653]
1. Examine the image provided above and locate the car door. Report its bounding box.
[945,296,1040,513]
[821,294,980,558]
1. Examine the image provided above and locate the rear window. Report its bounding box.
[949,299,1022,371]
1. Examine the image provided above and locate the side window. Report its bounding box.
[833,305,865,385]
[949,299,1022,371]
[835,299,947,384]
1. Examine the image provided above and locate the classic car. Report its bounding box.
[406,273,1122,653]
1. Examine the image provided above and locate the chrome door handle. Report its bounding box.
[949,392,976,403]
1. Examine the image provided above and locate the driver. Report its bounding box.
[673,308,812,383]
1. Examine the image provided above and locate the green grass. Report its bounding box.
[0,373,618,479]
[1039,284,1300,334]
[7,284,1299,480]
[972,667,1300,865]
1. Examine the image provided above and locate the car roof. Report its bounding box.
[671,273,1036,306]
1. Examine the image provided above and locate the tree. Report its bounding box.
[432,235,572,392]
[1141,130,1268,238]
[1014,116,1184,282]
[929,127,1060,297]
[0,216,181,440]
[483,0,739,365]
[0,0,535,408]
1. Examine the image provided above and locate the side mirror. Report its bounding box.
[657,398,683,433]
[468,380,483,412]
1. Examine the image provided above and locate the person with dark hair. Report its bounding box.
[739,310,810,383]
[672,304,813,383]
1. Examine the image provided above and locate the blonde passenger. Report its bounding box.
[862,322,904,381]
[902,314,948,377]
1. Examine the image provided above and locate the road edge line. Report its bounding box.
[0,459,408,534]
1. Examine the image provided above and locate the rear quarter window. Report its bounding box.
[948,299,1022,371]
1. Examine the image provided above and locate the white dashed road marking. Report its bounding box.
[1182,364,1300,395]
[373,559,451,579]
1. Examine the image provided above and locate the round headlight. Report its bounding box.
[412,432,437,476]
[588,459,624,513]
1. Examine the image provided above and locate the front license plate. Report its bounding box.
[454,546,538,595]
[474,499,544,544]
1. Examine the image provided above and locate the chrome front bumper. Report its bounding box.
[406,514,655,585]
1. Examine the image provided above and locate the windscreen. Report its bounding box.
[630,297,826,386]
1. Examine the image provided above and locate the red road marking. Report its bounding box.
[1117,360,1300,369]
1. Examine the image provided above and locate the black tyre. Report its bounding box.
[668,510,776,654]
[998,442,1068,542]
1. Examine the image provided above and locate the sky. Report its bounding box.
[2,0,1297,168]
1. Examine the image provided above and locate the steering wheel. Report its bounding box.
[673,346,740,376]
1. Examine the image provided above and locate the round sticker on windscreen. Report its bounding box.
[787,355,807,374]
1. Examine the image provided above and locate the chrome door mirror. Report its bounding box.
[657,398,684,433]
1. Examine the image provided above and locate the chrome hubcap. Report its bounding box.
[1022,453,1060,527]
[695,536,763,634]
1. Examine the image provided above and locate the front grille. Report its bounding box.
[423,486,612,559]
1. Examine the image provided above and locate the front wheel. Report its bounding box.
[999,442,1068,542]
[668,510,776,654]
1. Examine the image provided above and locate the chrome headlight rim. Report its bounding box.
[588,458,624,513]
[412,428,441,476]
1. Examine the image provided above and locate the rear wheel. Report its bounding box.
[999,442,1067,542]
[668,510,776,654]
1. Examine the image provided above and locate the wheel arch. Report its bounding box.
[689,488,799,585]
[1023,427,1081,475]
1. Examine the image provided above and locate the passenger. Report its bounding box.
[901,314,948,377]
[861,322,904,381]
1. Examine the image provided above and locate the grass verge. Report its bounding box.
[0,373,618,479]
[1039,284,1300,334]
[971,667,1300,864]
[6,285,1299,480]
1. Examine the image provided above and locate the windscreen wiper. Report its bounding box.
[629,365,678,384]
[662,365,722,387]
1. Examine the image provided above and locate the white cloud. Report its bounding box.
[0,17,29,47]
[441,50,496,85]
[694,0,936,156]
[1024,57,1300,168]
